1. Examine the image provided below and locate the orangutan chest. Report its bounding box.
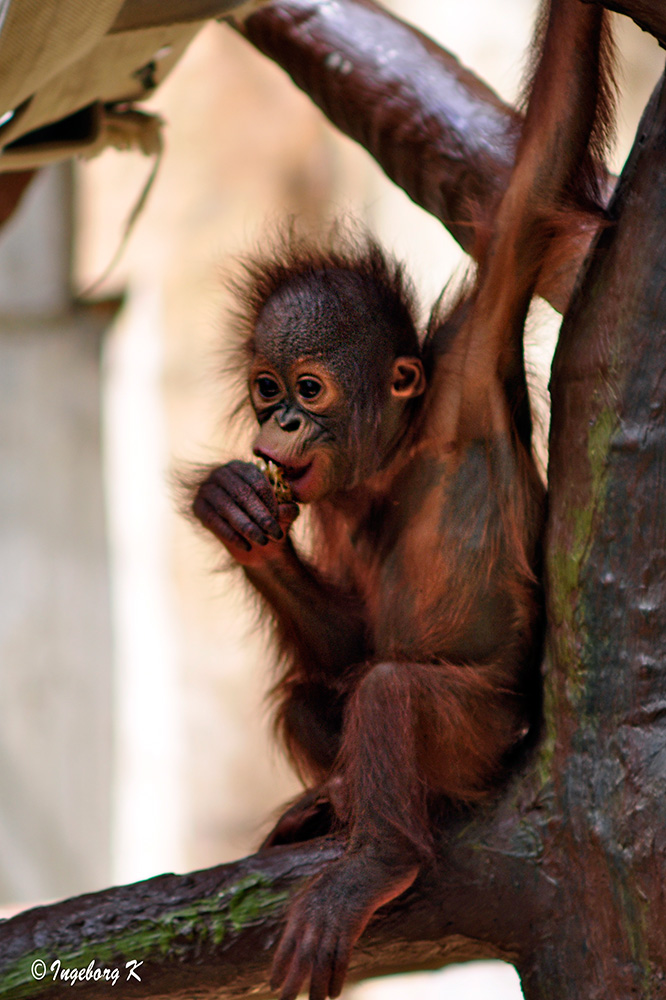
[345,471,505,663]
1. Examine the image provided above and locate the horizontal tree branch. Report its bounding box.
[0,777,557,1000]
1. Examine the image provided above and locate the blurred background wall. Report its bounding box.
[0,2,662,997]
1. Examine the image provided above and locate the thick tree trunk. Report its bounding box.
[1,4,665,999]
[519,71,666,998]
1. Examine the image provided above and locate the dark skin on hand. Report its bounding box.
[191,3,614,997]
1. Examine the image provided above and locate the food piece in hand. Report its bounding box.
[255,457,292,503]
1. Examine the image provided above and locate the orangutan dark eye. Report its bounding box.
[297,377,322,400]
[256,376,281,399]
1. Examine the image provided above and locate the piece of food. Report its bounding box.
[255,457,292,502]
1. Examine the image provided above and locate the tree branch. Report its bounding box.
[0,779,556,1000]
[238,0,616,314]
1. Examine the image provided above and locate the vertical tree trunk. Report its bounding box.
[519,70,666,999]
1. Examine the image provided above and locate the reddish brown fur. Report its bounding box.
[189,4,614,999]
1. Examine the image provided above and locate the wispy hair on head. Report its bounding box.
[223,218,421,367]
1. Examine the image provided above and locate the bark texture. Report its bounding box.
[524,72,666,997]
[239,0,616,314]
[0,822,537,1000]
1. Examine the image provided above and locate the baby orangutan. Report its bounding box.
[191,2,614,996]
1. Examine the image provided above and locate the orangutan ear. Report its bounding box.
[390,357,426,398]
